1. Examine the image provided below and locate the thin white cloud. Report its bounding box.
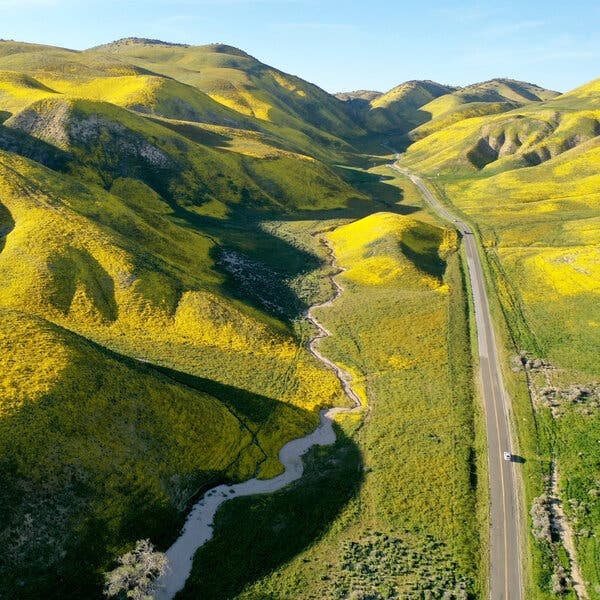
[275,21,357,32]
[481,20,546,38]
[434,5,495,24]
[460,45,600,66]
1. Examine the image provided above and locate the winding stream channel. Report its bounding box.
[155,238,363,599]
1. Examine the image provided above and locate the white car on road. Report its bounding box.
[503,451,512,461]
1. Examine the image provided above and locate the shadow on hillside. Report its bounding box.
[368,105,433,133]
[399,239,446,281]
[80,339,285,431]
[348,131,416,157]
[0,124,73,171]
[158,165,427,323]
[93,343,364,599]
[205,200,422,323]
[144,360,365,600]
[178,424,363,600]
[270,195,420,225]
[0,200,14,254]
[331,165,422,215]
[146,362,281,426]
[47,247,118,322]
[0,325,353,600]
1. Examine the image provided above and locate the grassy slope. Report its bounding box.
[398,77,600,599]
[0,308,258,599]
[0,144,350,448]
[0,43,368,595]
[337,78,558,140]
[85,39,364,157]
[3,96,364,214]
[407,78,559,141]
[0,143,358,595]
[365,80,456,132]
[0,40,360,164]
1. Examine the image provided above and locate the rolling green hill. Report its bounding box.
[0,39,364,163]
[409,79,559,140]
[400,79,597,173]
[0,307,260,598]
[0,38,372,598]
[345,79,457,133]
[367,79,456,131]
[337,77,559,140]
[86,38,365,154]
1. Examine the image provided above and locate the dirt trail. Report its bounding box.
[154,236,362,600]
[550,465,589,599]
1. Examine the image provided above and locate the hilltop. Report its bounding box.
[84,38,365,152]
[92,37,191,49]
[337,77,560,139]
[335,89,383,102]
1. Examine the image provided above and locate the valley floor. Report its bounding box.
[154,228,364,600]
[173,169,485,599]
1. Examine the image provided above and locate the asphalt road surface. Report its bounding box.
[389,162,522,600]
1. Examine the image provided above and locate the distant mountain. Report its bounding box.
[336,80,456,133]
[335,90,383,102]
[456,78,558,103]
[367,80,458,132]
[337,77,559,137]
[409,78,560,139]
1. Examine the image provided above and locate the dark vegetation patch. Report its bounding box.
[178,429,363,600]
[332,531,470,599]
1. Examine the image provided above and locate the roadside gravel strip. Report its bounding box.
[154,237,363,600]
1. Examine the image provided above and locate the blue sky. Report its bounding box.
[1,0,598,93]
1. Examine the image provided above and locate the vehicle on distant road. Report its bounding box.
[503,452,512,462]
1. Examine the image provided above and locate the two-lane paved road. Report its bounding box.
[389,162,522,600]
